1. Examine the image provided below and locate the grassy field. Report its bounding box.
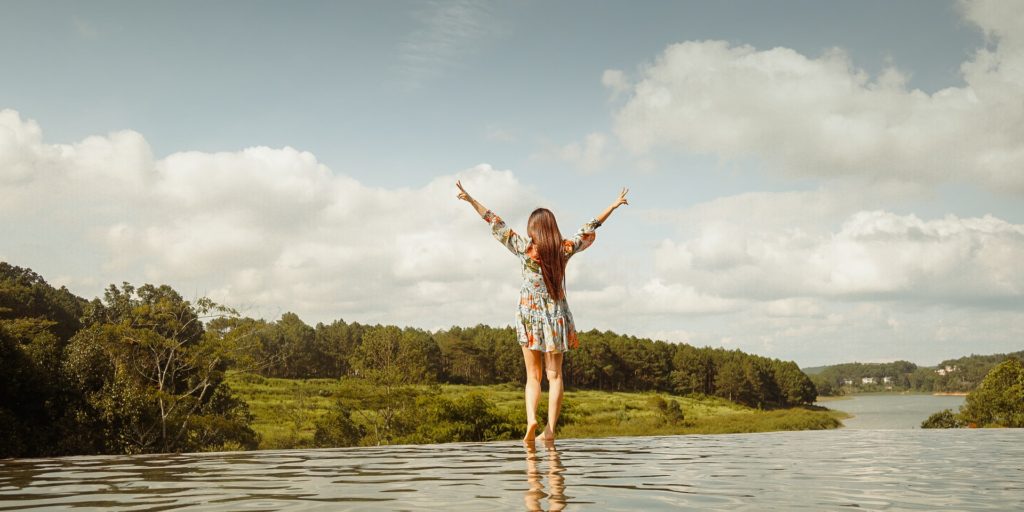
[226,372,847,449]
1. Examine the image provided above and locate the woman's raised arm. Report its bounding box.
[456,180,489,217]
[456,180,528,256]
[564,187,630,257]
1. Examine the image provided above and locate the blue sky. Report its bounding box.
[1,0,1022,366]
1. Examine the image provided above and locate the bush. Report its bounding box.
[648,394,684,424]
[313,403,365,447]
[398,393,518,444]
[647,395,667,410]
[662,399,685,424]
[921,409,964,429]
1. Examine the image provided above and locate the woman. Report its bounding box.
[456,180,629,442]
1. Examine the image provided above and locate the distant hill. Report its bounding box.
[800,365,828,375]
[808,351,1024,395]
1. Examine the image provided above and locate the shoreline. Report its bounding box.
[814,395,853,402]
[817,391,969,400]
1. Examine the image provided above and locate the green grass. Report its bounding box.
[226,372,845,449]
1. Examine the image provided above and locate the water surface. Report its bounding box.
[819,394,966,429]
[2,429,1021,511]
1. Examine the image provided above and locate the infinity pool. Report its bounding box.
[1,429,1021,511]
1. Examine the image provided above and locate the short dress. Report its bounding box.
[482,210,601,353]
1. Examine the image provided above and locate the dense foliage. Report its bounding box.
[1,264,257,457]
[0,263,88,456]
[959,358,1024,427]
[921,358,1024,429]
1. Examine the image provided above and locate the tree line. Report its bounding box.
[1,262,815,458]
[221,316,816,409]
[810,351,1024,396]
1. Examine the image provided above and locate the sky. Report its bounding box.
[1,0,1022,367]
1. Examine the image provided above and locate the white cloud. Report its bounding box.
[610,0,1024,193]
[571,279,740,317]
[641,189,865,233]
[549,132,610,173]
[0,109,546,329]
[601,69,631,99]
[655,208,1024,305]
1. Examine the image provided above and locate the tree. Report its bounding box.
[959,358,1024,428]
[0,262,85,342]
[0,263,88,457]
[671,345,714,396]
[773,361,817,405]
[743,358,777,408]
[399,328,443,384]
[62,283,258,454]
[350,326,431,444]
[811,374,837,397]
[314,319,362,377]
[715,360,749,404]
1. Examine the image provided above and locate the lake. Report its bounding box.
[819,394,967,429]
[1,429,1021,511]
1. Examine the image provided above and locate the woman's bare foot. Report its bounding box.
[535,425,556,443]
[523,422,540,443]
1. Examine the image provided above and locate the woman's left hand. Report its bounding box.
[456,180,473,202]
[612,187,629,208]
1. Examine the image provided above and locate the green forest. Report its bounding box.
[808,351,1024,396]
[0,262,821,458]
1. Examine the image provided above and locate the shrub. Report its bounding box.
[921,409,964,429]
[398,393,518,444]
[313,403,365,447]
[662,399,685,424]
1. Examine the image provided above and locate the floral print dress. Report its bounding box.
[482,210,601,353]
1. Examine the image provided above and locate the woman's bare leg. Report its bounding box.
[522,346,544,442]
[539,351,564,441]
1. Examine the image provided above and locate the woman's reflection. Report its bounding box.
[524,441,567,511]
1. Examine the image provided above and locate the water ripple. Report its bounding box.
[1,430,1022,510]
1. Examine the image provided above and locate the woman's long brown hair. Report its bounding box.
[527,208,568,301]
